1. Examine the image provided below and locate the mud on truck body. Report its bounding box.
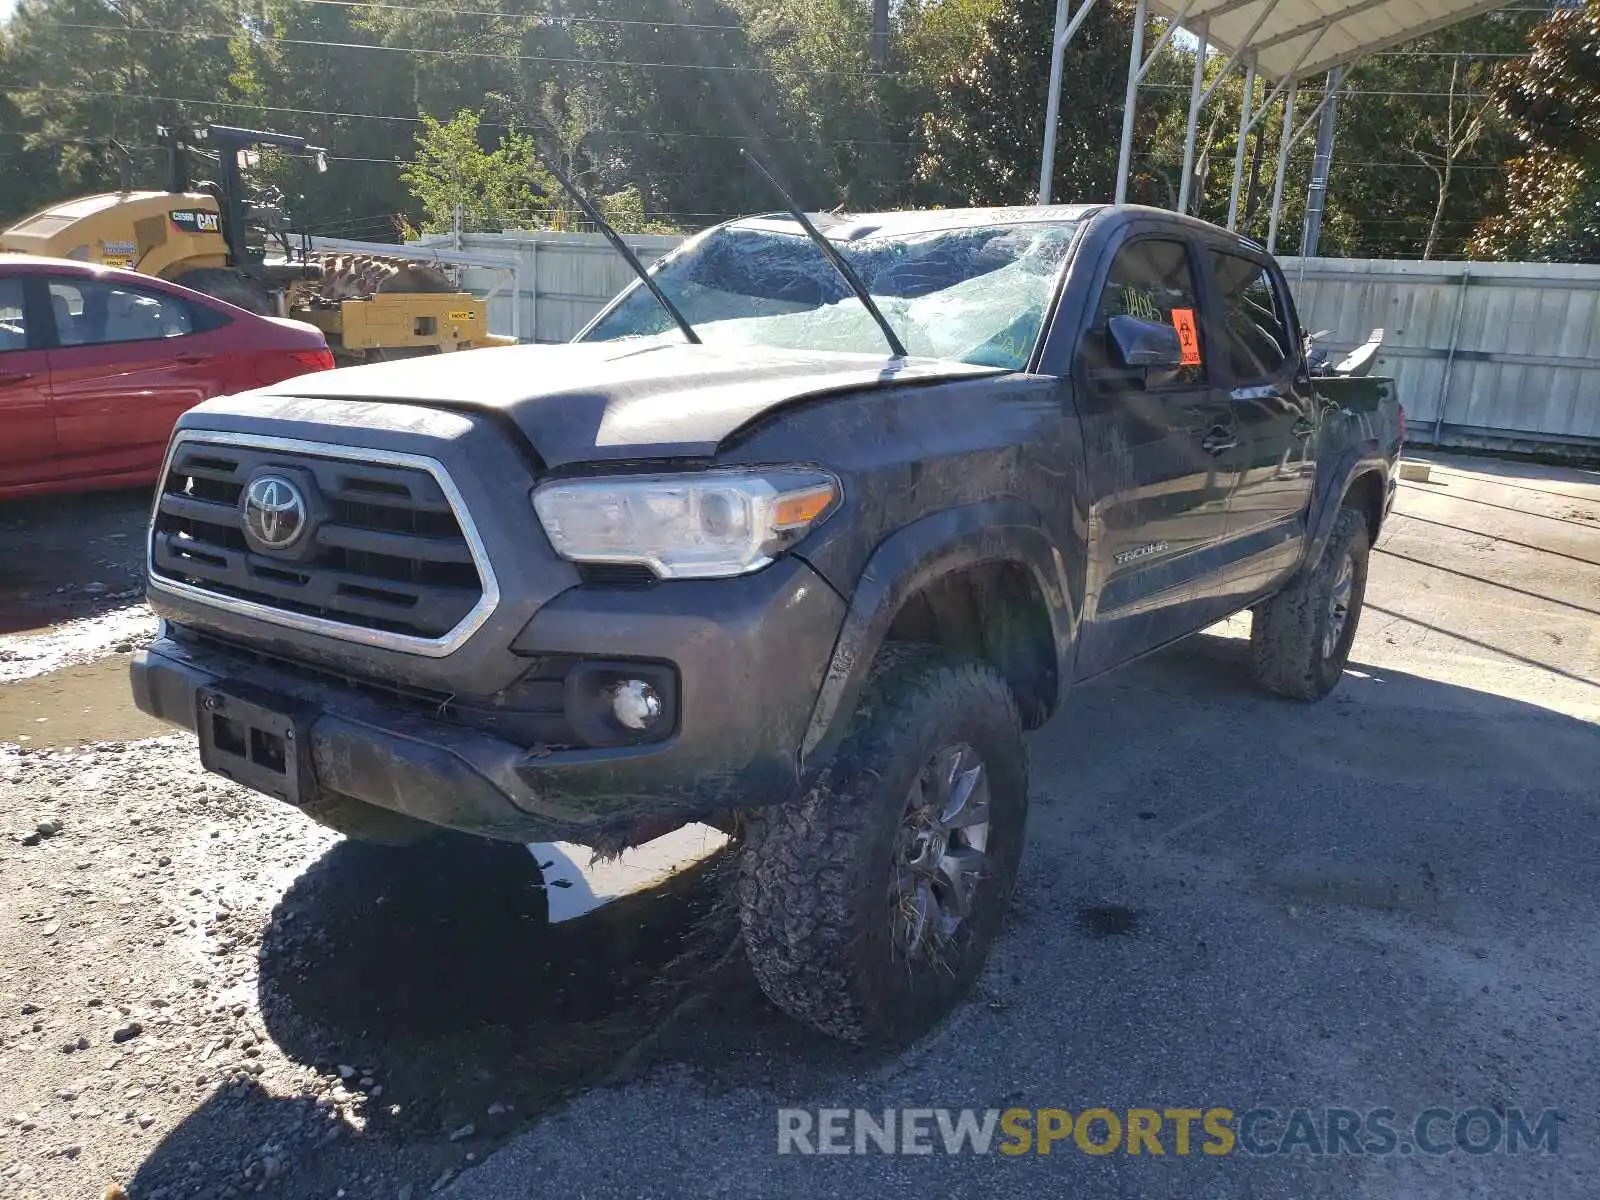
[131,203,1402,1042]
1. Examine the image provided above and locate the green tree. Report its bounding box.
[1471,0,1600,262]
[1,0,247,220]
[914,0,1153,207]
[732,0,886,207]
[228,0,418,240]
[1143,13,1536,258]
[552,0,782,224]
[400,109,557,234]
[0,16,58,223]
[1320,16,1533,260]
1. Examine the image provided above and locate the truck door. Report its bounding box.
[1073,234,1243,678]
[0,275,57,494]
[43,274,213,486]
[1204,250,1318,600]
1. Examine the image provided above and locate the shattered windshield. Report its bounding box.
[581,219,1080,369]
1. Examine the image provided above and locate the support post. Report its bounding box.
[1038,0,1106,203]
[523,240,534,343]
[1432,264,1471,443]
[1227,61,1255,230]
[1115,0,1148,205]
[1266,81,1297,252]
[1038,0,1072,204]
[1300,66,1342,258]
[1177,23,1208,213]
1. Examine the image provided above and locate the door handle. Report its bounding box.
[0,372,36,389]
[175,354,208,365]
[1291,418,1317,438]
[1201,426,1238,455]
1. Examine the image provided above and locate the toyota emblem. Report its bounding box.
[243,475,308,549]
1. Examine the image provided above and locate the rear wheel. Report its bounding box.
[738,648,1028,1043]
[1249,505,1370,700]
[171,268,275,316]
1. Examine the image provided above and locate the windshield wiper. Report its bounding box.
[740,148,908,360]
[538,153,700,345]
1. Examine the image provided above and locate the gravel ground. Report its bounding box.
[0,452,1596,1200]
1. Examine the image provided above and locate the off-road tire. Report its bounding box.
[172,268,275,316]
[297,788,437,846]
[738,647,1028,1043]
[1249,505,1370,700]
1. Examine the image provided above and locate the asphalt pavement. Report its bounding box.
[447,452,1600,1200]
[2,452,1596,1200]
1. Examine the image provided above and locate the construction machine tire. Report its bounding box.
[173,268,276,316]
[308,254,455,302]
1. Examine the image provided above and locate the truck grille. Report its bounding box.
[149,434,493,649]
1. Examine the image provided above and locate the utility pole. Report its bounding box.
[1300,67,1342,258]
[871,0,890,68]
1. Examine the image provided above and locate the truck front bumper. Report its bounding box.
[131,557,847,843]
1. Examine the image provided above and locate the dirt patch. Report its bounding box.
[0,740,736,1200]
[0,656,169,748]
[1076,904,1142,938]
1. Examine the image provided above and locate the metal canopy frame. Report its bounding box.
[1037,0,1508,250]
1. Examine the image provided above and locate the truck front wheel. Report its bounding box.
[1249,505,1371,700]
[738,648,1028,1043]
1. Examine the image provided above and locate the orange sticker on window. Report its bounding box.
[1170,307,1202,367]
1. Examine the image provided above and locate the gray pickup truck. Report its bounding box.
[131,203,1402,1043]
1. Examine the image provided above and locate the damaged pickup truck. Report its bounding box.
[131,201,1402,1042]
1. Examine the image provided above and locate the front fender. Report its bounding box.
[796,498,1077,778]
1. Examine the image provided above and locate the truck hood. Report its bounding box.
[245,339,1003,467]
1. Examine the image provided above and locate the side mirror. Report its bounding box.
[1109,314,1183,369]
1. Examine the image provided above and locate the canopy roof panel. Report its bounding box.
[1152,0,1510,81]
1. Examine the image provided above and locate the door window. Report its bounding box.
[0,279,28,352]
[48,279,196,347]
[1208,253,1293,383]
[1084,238,1205,385]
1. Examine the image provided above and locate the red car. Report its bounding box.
[0,256,334,500]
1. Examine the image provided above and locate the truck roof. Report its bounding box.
[732,204,1103,242]
[728,203,1268,255]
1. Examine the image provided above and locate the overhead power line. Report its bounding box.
[32,20,892,78]
[290,0,750,34]
[4,83,918,148]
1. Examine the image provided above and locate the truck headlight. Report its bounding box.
[532,468,840,579]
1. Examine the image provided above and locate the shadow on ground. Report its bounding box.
[123,825,877,1198]
[120,634,1600,1199]
[0,488,152,633]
